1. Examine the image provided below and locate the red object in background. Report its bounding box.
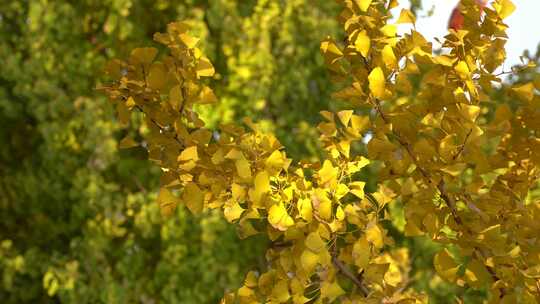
[448,0,488,30]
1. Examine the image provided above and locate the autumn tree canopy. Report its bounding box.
[102,0,540,303]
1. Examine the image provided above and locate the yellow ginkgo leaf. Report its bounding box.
[434,248,460,282]
[198,86,218,104]
[512,82,535,102]
[157,188,180,216]
[464,259,492,288]
[364,263,390,285]
[494,0,516,19]
[365,221,384,249]
[368,67,386,99]
[305,232,326,253]
[236,158,252,179]
[179,33,199,48]
[300,249,319,274]
[454,61,470,79]
[320,280,345,302]
[354,30,370,58]
[251,171,270,205]
[271,280,290,303]
[244,271,258,288]
[147,62,167,90]
[297,198,313,222]
[266,150,285,169]
[352,237,370,269]
[130,47,158,65]
[319,160,338,186]
[224,201,245,223]
[178,146,198,162]
[268,203,294,231]
[118,136,138,149]
[433,55,456,67]
[382,45,397,68]
[169,85,183,111]
[354,0,372,12]
[380,24,397,37]
[182,183,204,214]
[349,181,366,199]
[196,57,215,78]
[231,183,246,201]
[396,9,416,24]
[337,110,354,126]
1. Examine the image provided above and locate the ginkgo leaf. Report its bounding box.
[297,198,313,222]
[118,136,138,149]
[147,62,168,90]
[196,57,215,78]
[169,85,184,111]
[512,82,535,101]
[236,158,252,179]
[368,67,386,99]
[157,187,180,216]
[433,55,456,67]
[464,259,492,288]
[396,9,416,24]
[364,263,390,285]
[380,24,397,37]
[231,183,246,201]
[494,0,516,19]
[349,181,366,199]
[266,150,285,169]
[224,201,245,222]
[318,160,338,186]
[179,33,199,48]
[198,86,218,104]
[251,171,270,205]
[382,45,397,68]
[268,203,294,231]
[317,197,332,220]
[130,47,158,65]
[116,102,131,125]
[455,61,470,79]
[365,221,384,249]
[354,30,370,58]
[244,271,258,288]
[337,110,354,126]
[305,232,326,253]
[182,183,204,214]
[178,146,198,162]
[354,0,372,12]
[271,280,290,303]
[320,280,345,302]
[434,248,460,282]
[300,249,319,274]
[352,237,370,269]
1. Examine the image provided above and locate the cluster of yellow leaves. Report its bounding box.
[323,0,540,302]
[102,0,540,302]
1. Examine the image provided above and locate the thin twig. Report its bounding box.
[332,256,369,296]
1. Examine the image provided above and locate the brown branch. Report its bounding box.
[330,237,369,296]
[453,128,472,161]
[373,97,506,295]
[437,180,462,225]
[332,256,369,296]
[133,104,184,148]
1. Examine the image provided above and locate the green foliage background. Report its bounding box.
[0,0,340,303]
[1,0,538,303]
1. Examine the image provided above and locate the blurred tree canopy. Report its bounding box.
[1,0,538,303]
[0,0,342,303]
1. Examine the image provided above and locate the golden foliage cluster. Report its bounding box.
[102,0,540,302]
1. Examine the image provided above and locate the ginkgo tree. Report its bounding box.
[101,0,540,302]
